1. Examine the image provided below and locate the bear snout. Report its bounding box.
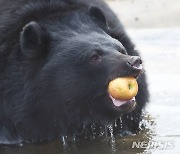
[127,56,142,70]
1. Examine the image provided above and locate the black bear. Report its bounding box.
[0,0,149,144]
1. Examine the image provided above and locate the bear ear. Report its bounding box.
[20,21,50,59]
[89,6,107,27]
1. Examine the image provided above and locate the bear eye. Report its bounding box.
[90,54,102,63]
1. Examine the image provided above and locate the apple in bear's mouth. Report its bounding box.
[108,77,138,108]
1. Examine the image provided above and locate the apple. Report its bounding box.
[108,77,138,100]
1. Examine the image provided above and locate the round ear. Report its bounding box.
[88,6,107,27]
[20,21,50,59]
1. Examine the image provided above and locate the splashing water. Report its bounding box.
[104,124,109,137]
[114,120,117,127]
[107,124,115,143]
[107,124,116,153]
[72,134,76,142]
[61,136,67,147]
[119,117,123,129]
[91,124,96,139]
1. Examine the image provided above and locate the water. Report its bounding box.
[128,28,180,154]
[0,28,180,154]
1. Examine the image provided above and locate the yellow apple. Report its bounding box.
[108,77,138,100]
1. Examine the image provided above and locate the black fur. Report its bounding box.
[0,0,149,144]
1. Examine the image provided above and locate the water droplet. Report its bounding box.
[107,124,116,153]
[119,117,123,128]
[104,124,108,137]
[62,136,67,146]
[73,134,76,142]
[114,120,117,127]
[107,124,115,143]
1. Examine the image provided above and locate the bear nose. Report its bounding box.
[127,56,142,70]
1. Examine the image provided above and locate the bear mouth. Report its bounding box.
[109,95,136,111]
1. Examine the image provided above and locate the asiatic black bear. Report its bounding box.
[0,0,149,144]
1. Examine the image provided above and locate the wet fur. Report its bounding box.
[0,0,149,144]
